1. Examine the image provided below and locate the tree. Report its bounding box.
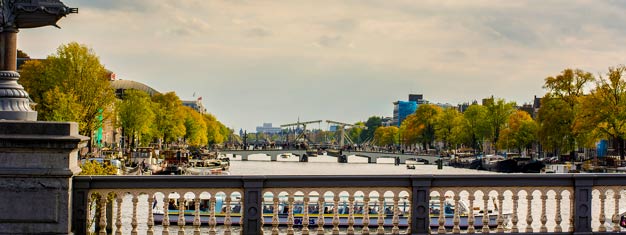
[374,126,399,147]
[348,122,365,144]
[117,90,155,148]
[497,110,538,155]
[182,107,208,147]
[204,113,228,145]
[538,69,593,159]
[575,65,626,160]
[360,116,382,143]
[461,104,491,152]
[435,107,462,150]
[19,42,116,151]
[400,104,441,150]
[484,97,516,153]
[152,92,186,146]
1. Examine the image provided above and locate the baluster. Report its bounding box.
[162,196,170,235]
[377,196,385,235]
[453,195,461,234]
[392,194,400,234]
[302,195,310,235]
[131,194,138,235]
[209,197,217,235]
[599,192,607,232]
[525,194,533,233]
[178,196,186,235]
[317,195,325,234]
[511,195,519,233]
[362,195,371,235]
[193,198,201,235]
[87,194,94,234]
[569,193,574,232]
[287,195,295,235]
[467,194,476,234]
[272,195,279,235]
[497,194,504,233]
[224,194,233,235]
[332,195,340,235]
[438,194,445,234]
[98,194,108,235]
[613,189,621,232]
[347,194,355,235]
[555,193,562,232]
[539,193,547,233]
[481,194,489,234]
[147,195,154,235]
[115,195,122,235]
[404,197,411,235]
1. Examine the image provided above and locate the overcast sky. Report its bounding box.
[17,0,626,132]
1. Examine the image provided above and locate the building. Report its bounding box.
[256,123,282,134]
[392,101,417,126]
[392,94,424,126]
[182,98,207,114]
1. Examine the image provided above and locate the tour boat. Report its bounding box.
[152,197,507,229]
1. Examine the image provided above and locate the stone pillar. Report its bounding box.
[411,176,431,235]
[0,29,18,71]
[242,177,264,235]
[0,120,88,234]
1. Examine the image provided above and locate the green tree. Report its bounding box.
[152,92,186,146]
[576,66,626,160]
[484,97,516,153]
[538,68,593,159]
[435,107,462,150]
[19,42,116,151]
[204,113,227,145]
[79,160,118,175]
[348,121,365,144]
[118,90,155,148]
[360,116,382,143]
[462,104,491,152]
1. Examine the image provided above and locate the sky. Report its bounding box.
[17,0,626,132]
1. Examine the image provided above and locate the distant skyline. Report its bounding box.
[16,0,626,132]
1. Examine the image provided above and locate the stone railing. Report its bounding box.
[71,174,626,234]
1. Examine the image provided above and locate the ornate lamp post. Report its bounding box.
[0,0,77,121]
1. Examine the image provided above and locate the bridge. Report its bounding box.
[220,149,441,164]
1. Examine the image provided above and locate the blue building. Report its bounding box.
[392,101,417,126]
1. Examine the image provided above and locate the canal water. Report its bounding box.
[111,161,618,234]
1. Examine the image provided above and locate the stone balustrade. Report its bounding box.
[71,174,626,234]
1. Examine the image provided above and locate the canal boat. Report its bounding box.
[152,197,506,229]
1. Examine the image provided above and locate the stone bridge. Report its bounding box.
[220,149,441,164]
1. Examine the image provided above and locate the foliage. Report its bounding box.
[79,160,118,175]
[484,97,516,152]
[374,126,399,146]
[575,65,626,159]
[434,107,462,150]
[183,106,208,146]
[360,116,382,143]
[348,121,365,144]
[117,89,155,147]
[461,104,490,151]
[20,42,116,137]
[152,92,186,144]
[497,110,538,153]
[538,69,593,156]
[400,104,441,149]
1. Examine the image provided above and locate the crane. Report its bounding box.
[280,120,322,145]
[326,120,367,148]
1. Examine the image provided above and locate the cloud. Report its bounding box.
[244,27,271,37]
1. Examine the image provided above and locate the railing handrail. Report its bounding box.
[72,174,626,234]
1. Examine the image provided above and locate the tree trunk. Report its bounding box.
[618,136,625,161]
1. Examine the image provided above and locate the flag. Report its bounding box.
[192,92,196,97]
[198,96,202,101]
